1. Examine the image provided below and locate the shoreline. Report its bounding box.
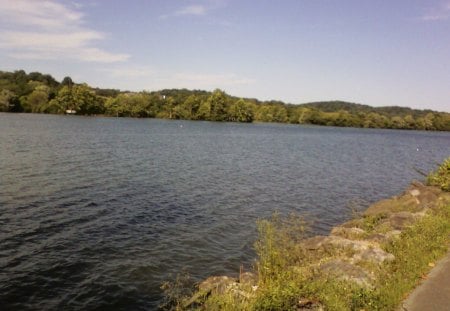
[177,177,450,310]
[3,112,450,134]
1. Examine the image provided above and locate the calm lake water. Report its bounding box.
[1,113,449,309]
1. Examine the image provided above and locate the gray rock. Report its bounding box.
[301,236,330,250]
[330,227,366,239]
[385,230,402,239]
[198,275,238,295]
[366,233,390,244]
[352,247,395,264]
[239,272,257,286]
[363,183,440,216]
[406,181,440,209]
[389,212,415,230]
[319,259,373,287]
[327,236,378,252]
[364,198,397,216]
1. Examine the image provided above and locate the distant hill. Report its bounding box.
[301,101,436,118]
[301,100,374,113]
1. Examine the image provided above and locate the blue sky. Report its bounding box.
[0,0,449,112]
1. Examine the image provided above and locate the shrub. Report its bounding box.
[254,212,308,284]
[427,157,450,191]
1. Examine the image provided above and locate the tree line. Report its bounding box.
[1,70,449,131]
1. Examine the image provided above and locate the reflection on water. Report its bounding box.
[1,113,449,309]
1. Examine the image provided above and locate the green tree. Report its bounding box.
[390,116,406,129]
[295,107,312,124]
[255,105,274,122]
[403,115,416,129]
[364,112,390,128]
[424,113,436,130]
[61,76,73,88]
[49,85,72,113]
[228,99,254,122]
[334,110,360,127]
[196,100,211,120]
[73,84,104,115]
[165,97,177,119]
[49,84,104,115]
[207,89,229,121]
[105,92,151,117]
[181,94,202,120]
[105,96,123,117]
[303,109,327,125]
[0,89,18,112]
[146,93,164,117]
[432,113,450,131]
[272,105,288,123]
[22,84,50,112]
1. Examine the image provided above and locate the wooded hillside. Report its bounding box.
[1,70,449,131]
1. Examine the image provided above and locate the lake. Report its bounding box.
[1,113,449,309]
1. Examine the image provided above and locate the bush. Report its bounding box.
[254,212,308,284]
[427,157,450,191]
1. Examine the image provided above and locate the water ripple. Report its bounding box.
[1,114,449,309]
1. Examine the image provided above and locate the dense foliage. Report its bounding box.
[1,70,449,131]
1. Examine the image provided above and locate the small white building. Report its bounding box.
[65,109,76,114]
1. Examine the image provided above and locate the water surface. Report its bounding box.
[1,113,449,309]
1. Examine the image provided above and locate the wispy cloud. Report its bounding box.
[160,4,208,19]
[0,0,129,62]
[176,5,207,16]
[100,67,155,79]
[172,72,255,87]
[420,2,450,21]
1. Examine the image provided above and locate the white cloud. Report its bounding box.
[160,3,211,19]
[0,31,103,49]
[176,5,207,16]
[0,0,83,28]
[75,48,129,63]
[420,2,450,21]
[0,0,129,62]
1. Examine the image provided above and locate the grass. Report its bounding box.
[357,203,450,310]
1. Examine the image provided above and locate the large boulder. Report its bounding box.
[326,236,378,252]
[366,230,401,244]
[198,275,238,295]
[364,198,399,216]
[388,211,416,230]
[301,236,331,250]
[319,259,373,287]
[406,181,440,209]
[363,181,442,217]
[302,234,394,266]
[363,194,420,216]
[351,247,395,264]
[239,272,257,287]
[330,226,366,240]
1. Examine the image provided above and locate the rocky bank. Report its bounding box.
[184,180,450,310]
